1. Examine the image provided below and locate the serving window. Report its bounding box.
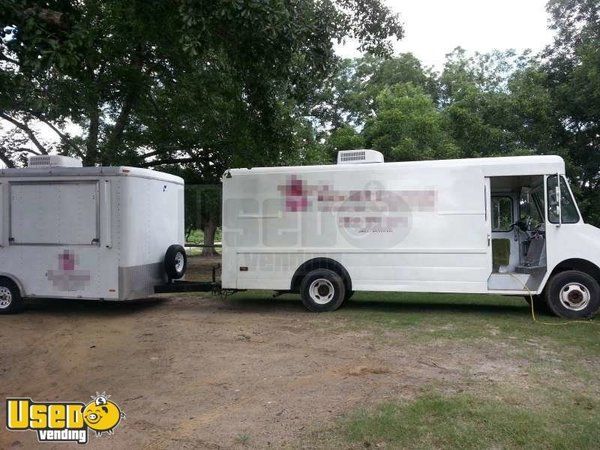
[10,181,99,245]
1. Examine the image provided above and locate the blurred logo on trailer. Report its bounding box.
[46,249,91,291]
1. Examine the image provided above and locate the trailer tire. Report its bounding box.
[164,245,187,280]
[300,269,345,312]
[0,278,23,314]
[545,270,600,319]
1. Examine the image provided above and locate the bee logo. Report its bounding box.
[82,392,125,436]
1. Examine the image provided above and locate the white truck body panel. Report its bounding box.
[222,155,600,296]
[0,166,184,300]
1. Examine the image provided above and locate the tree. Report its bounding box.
[543,0,600,225]
[363,83,459,161]
[326,125,365,154]
[311,53,437,131]
[0,0,403,250]
[185,186,222,257]
[439,48,557,159]
[0,1,403,166]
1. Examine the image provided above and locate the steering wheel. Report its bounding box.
[512,220,529,232]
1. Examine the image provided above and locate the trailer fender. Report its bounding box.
[290,258,352,294]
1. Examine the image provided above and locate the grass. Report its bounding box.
[222,290,600,449]
[225,289,600,358]
[235,433,251,446]
[325,392,600,449]
[324,291,600,357]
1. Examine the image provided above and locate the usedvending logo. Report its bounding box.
[6,392,124,444]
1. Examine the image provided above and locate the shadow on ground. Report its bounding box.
[222,294,534,317]
[22,297,167,316]
[15,291,541,318]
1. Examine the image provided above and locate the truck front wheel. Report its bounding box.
[0,279,23,314]
[300,269,346,312]
[545,270,600,319]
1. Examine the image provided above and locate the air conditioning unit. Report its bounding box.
[337,149,384,165]
[28,155,83,168]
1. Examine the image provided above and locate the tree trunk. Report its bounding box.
[201,217,218,257]
[85,106,100,165]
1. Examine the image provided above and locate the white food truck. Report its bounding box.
[222,150,600,319]
[0,155,187,313]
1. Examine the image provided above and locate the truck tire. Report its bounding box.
[300,269,346,312]
[545,270,600,319]
[0,279,23,314]
[164,245,187,280]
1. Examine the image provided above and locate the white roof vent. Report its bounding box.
[28,155,83,168]
[337,149,384,165]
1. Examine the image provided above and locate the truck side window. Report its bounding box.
[547,175,580,224]
[491,196,513,231]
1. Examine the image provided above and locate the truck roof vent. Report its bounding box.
[337,149,384,165]
[28,155,83,168]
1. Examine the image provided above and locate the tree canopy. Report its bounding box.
[0,0,402,178]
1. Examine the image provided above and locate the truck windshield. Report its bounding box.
[547,175,580,224]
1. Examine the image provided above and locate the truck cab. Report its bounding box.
[488,172,600,318]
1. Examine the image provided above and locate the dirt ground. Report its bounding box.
[0,257,559,449]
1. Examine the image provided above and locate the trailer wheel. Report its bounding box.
[545,270,600,319]
[300,269,345,312]
[164,245,187,280]
[0,279,23,314]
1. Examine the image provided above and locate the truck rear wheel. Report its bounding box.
[545,270,600,319]
[0,279,23,314]
[300,269,345,312]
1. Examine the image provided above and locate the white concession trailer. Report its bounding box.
[0,155,187,313]
[222,151,600,319]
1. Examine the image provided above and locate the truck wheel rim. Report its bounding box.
[559,283,590,311]
[0,287,12,309]
[174,252,185,273]
[309,279,334,305]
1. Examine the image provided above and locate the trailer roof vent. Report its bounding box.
[28,155,83,168]
[337,149,384,165]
